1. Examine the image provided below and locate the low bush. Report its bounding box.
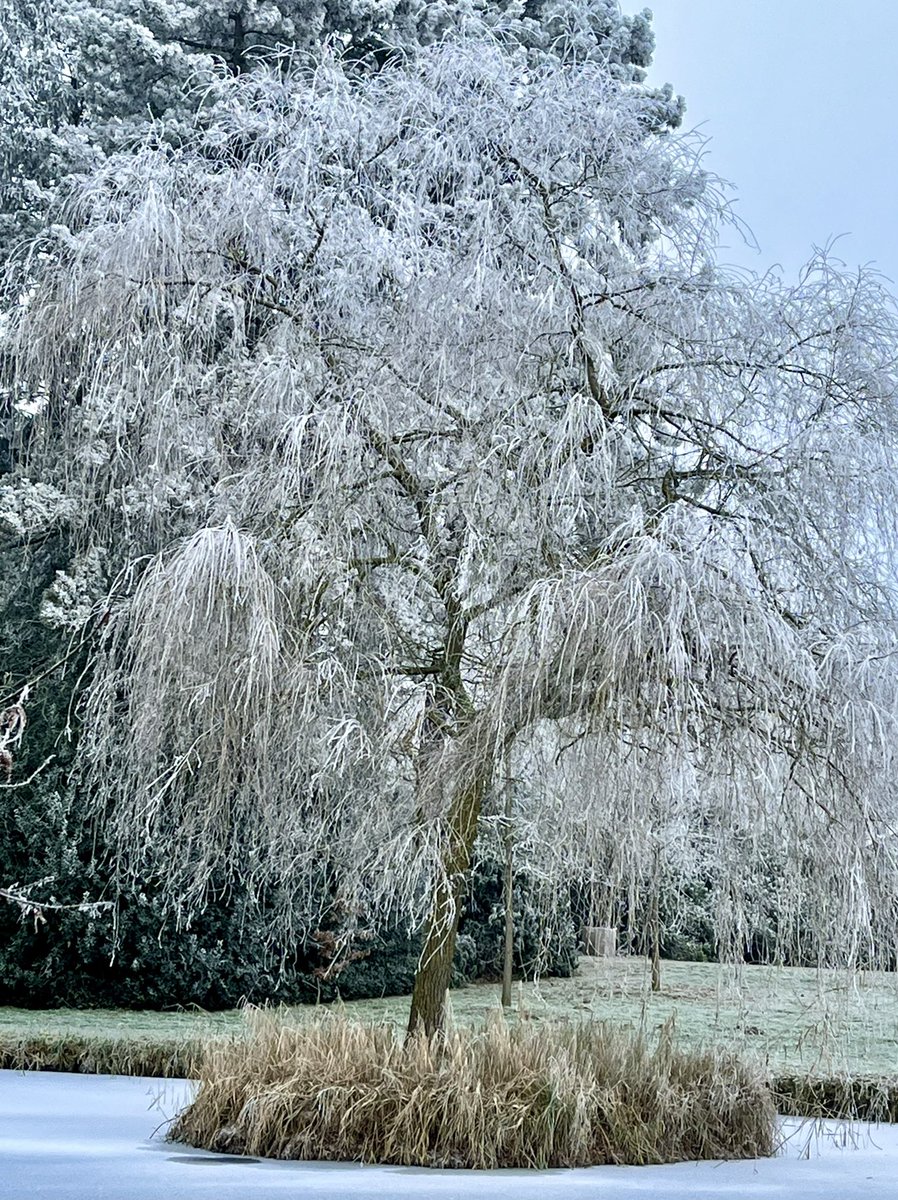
[170,1012,776,1168]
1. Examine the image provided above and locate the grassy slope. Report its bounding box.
[3,957,898,1080]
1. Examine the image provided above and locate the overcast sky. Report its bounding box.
[642,1,898,284]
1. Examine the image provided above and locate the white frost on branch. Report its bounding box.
[40,546,108,631]
[0,479,77,539]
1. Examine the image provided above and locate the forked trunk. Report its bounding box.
[407,772,486,1038]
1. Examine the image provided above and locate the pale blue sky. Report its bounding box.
[642,2,898,283]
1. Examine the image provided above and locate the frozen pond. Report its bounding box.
[2,1068,898,1199]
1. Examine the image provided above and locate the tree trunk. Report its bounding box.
[230,9,247,74]
[650,854,661,993]
[407,771,485,1038]
[500,789,514,1008]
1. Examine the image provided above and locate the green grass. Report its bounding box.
[4,957,898,1111]
[0,1004,240,1042]
[467,957,898,1080]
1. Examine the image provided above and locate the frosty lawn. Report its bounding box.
[5,957,898,1082]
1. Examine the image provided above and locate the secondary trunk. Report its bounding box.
[501,785,514,1009]
[649,853,661,993]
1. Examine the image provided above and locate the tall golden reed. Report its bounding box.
[171,1011,775,1168]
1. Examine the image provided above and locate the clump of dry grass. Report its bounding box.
[774,1074,898,1124]
[0,1033,199,1077]
[170,1011,776,1168]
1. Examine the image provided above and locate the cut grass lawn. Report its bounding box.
[4,957,898,1117]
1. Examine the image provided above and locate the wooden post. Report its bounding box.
[580,925,617,956]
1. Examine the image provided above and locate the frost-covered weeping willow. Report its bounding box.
[6,26,898,1028]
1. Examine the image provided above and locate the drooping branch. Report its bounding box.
[0,878,112,930]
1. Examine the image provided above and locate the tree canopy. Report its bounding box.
[0,0,680,262]
[5,6,898,1032]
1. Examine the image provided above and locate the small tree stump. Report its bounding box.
[580,925,616,956]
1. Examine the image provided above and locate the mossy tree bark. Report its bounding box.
[406,585,491,1039]
[407,770,486,1037]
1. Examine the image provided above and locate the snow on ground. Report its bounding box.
[1,1069,897,1199]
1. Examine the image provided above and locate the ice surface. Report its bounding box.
[2,1069,897,1199]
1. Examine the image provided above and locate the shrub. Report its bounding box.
[773,1074,898,1124]
[171,1012,776,1168]
[0,872,576,1008]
